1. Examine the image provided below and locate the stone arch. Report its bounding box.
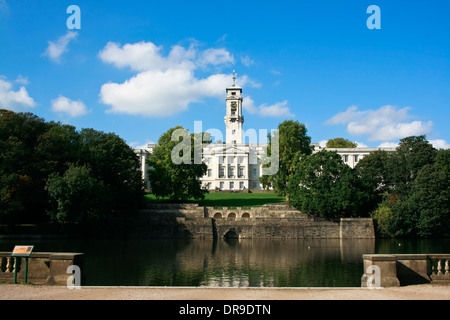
[213,212,222,219]
[242,212,250,219]
[227,212,236,219]
[224,228,239,240]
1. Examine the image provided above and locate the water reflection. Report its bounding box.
[168,238,375,287]
[4,237,448,287]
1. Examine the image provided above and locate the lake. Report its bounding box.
[1,238,449,287]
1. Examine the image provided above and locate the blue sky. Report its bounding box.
[0,0,449,149]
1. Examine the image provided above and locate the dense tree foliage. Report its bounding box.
[326,138,357,148]
[280,130,448,237]
[355,150,393,195]
[148,126,208,201]
[356,137,449,238]
[0,110,143,225]
[46,164,111,224]
[287,150,371,219]
[260,120,312,197]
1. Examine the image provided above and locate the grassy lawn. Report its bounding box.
[144,192,286,207]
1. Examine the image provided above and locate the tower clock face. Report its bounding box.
[231,102,237,108]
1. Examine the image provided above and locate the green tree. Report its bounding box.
[356,150,393,194]
[35,124,80,176]
[0,110,144,225]
[0,110,55,222]
[369,141,448,238]
[0,173,30,224]
[148,126,208,201]
[435,148,450,174]
[408,161,449,237]
[287,150,371,219]
[370,203,396,237]
[390,135,437,194]
[78,128,144,216]
[260,120,312,198]
[46,164,111,224]
[326,138,357,148]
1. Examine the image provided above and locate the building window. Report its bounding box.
[220,182,224,191]
[239,182,245,190]
[231,92,236,96]
[232,129,236,134]
[207,169,212,177]
[344,155,349,162]
[354,155,359,163]
[219,166,225,178]
[252,168,257,177]
[252,182,258,189]
[229,166,235,178]
[238,166,245,178]
[230,182,234,190]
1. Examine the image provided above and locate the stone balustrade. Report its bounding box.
[429,254,450,283]
[362,254,450,287]
[0,256,18,273]
[0,252,84,285]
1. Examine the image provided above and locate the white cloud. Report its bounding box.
[239,75,261,88]
[51,95,88,117]
[377,142,399,148]
[98,41,265,117]
[44,31,78,63]
[429,139,450,150]
[270,69,282,76]
[216,34,228,43]
[199,48,234,67]
[129,140,156,150]
[0,76,36,110]
[101,69,234,117]
[240,55,254,67]
[98,41,182,72]
[244,95,294,118]
[14,75,29,86]
[355,141,368,148]
[327,105,433,141]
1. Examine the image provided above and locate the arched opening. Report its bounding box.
[213,212,222,219]
[227,212,236,219]
[224,228,239,241]
[242,212,250,219]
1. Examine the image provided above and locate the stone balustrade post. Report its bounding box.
[361,254,400,287]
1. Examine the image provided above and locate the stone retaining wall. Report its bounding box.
[133,204,375,239]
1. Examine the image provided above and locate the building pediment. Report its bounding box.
[203,143,250,155]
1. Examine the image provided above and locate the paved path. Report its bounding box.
[1,284,449,300]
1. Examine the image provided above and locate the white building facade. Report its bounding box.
[135,79,396,191]
[311,143,396,169]
[197,80,267,191]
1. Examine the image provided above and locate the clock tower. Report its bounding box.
[224,71,244,144]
